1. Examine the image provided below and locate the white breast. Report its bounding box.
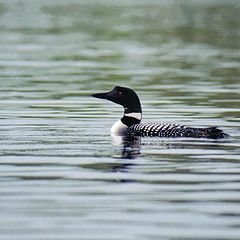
[111,120,127,135]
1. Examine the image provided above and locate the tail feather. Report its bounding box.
[205,127,229,139]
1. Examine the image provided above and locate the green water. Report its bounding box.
[0,0,240,239]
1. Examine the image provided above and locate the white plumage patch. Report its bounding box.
[124,112,142,120]
[111,120,128,135]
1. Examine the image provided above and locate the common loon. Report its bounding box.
[92,86,228,139]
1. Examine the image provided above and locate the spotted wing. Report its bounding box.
[128,123,227,139]
[128,123,188,137]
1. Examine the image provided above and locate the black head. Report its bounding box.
[92,86,142,113]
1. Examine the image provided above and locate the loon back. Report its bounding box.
[128,123,227,139]
[92,86,228,139]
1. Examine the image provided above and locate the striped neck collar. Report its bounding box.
[124,112,142,120]
[121,112,142,127]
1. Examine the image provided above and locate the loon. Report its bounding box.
[92,86,228,139]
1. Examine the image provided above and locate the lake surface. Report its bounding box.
[0,0,240,239]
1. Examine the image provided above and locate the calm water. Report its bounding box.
[0,0,240,239]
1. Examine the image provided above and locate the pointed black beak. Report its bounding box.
[92,87,125,106]
[92,86,141,111]
[92,91,112,100]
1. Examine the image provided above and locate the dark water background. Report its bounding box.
[0,0,240,239]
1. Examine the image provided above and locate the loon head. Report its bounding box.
[92,86,142,114]
[92,86,142,133]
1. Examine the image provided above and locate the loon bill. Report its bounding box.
[92,86,229,139]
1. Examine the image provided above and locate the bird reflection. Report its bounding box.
[111,134,230,160]
[111,134,141,159]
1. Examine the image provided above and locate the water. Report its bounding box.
[0,0,240,239]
